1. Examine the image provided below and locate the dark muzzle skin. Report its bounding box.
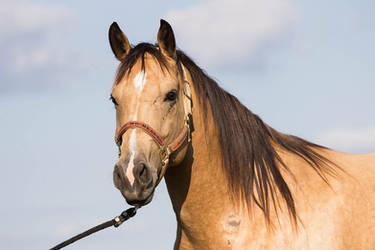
[113,153,157,206]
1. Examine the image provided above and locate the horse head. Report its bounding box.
[109,20,191,206]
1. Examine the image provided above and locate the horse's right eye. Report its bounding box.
[110,95,118,106]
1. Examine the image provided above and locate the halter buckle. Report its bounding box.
[160,146,171,167]
[185,122,191,143]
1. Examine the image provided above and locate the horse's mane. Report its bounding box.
[114,43,338,224]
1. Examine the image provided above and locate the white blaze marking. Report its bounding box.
[126,151,136,186]
[128,70,147,152]
[125,70,147,186]
[133,70,147,94]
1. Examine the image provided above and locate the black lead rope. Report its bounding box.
[49,207,138,250]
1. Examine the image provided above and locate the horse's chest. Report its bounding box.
[221,214,244,248]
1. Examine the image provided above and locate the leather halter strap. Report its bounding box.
[116,121,164,148]
[115,64,192,184]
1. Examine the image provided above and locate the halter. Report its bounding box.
[115,64,192,184]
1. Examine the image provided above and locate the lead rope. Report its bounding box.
[49,206,138,250]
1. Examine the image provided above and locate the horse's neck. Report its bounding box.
[164,76,297,248]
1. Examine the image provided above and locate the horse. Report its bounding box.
[108,19,375,249]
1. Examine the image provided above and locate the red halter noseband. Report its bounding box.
[115,120,190,167]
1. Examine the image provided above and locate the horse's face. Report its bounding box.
[109,21,188,206]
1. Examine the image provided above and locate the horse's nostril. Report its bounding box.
[140,164,146,177]
[138,163,149,183]
[113,165,123,188]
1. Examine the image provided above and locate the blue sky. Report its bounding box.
[0,0,374,249]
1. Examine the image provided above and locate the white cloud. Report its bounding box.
[0,0,70,35]
[0,0,74,92]
[315,127,375,153]
[165,0,298,68]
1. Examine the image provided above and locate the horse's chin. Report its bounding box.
[125,189,155,207]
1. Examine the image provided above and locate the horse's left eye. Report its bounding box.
[165,90,177,102]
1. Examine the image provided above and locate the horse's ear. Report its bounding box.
[157,19,176,59]
[109,22,131,61]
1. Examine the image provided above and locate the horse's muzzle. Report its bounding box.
[113,156,156,206]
